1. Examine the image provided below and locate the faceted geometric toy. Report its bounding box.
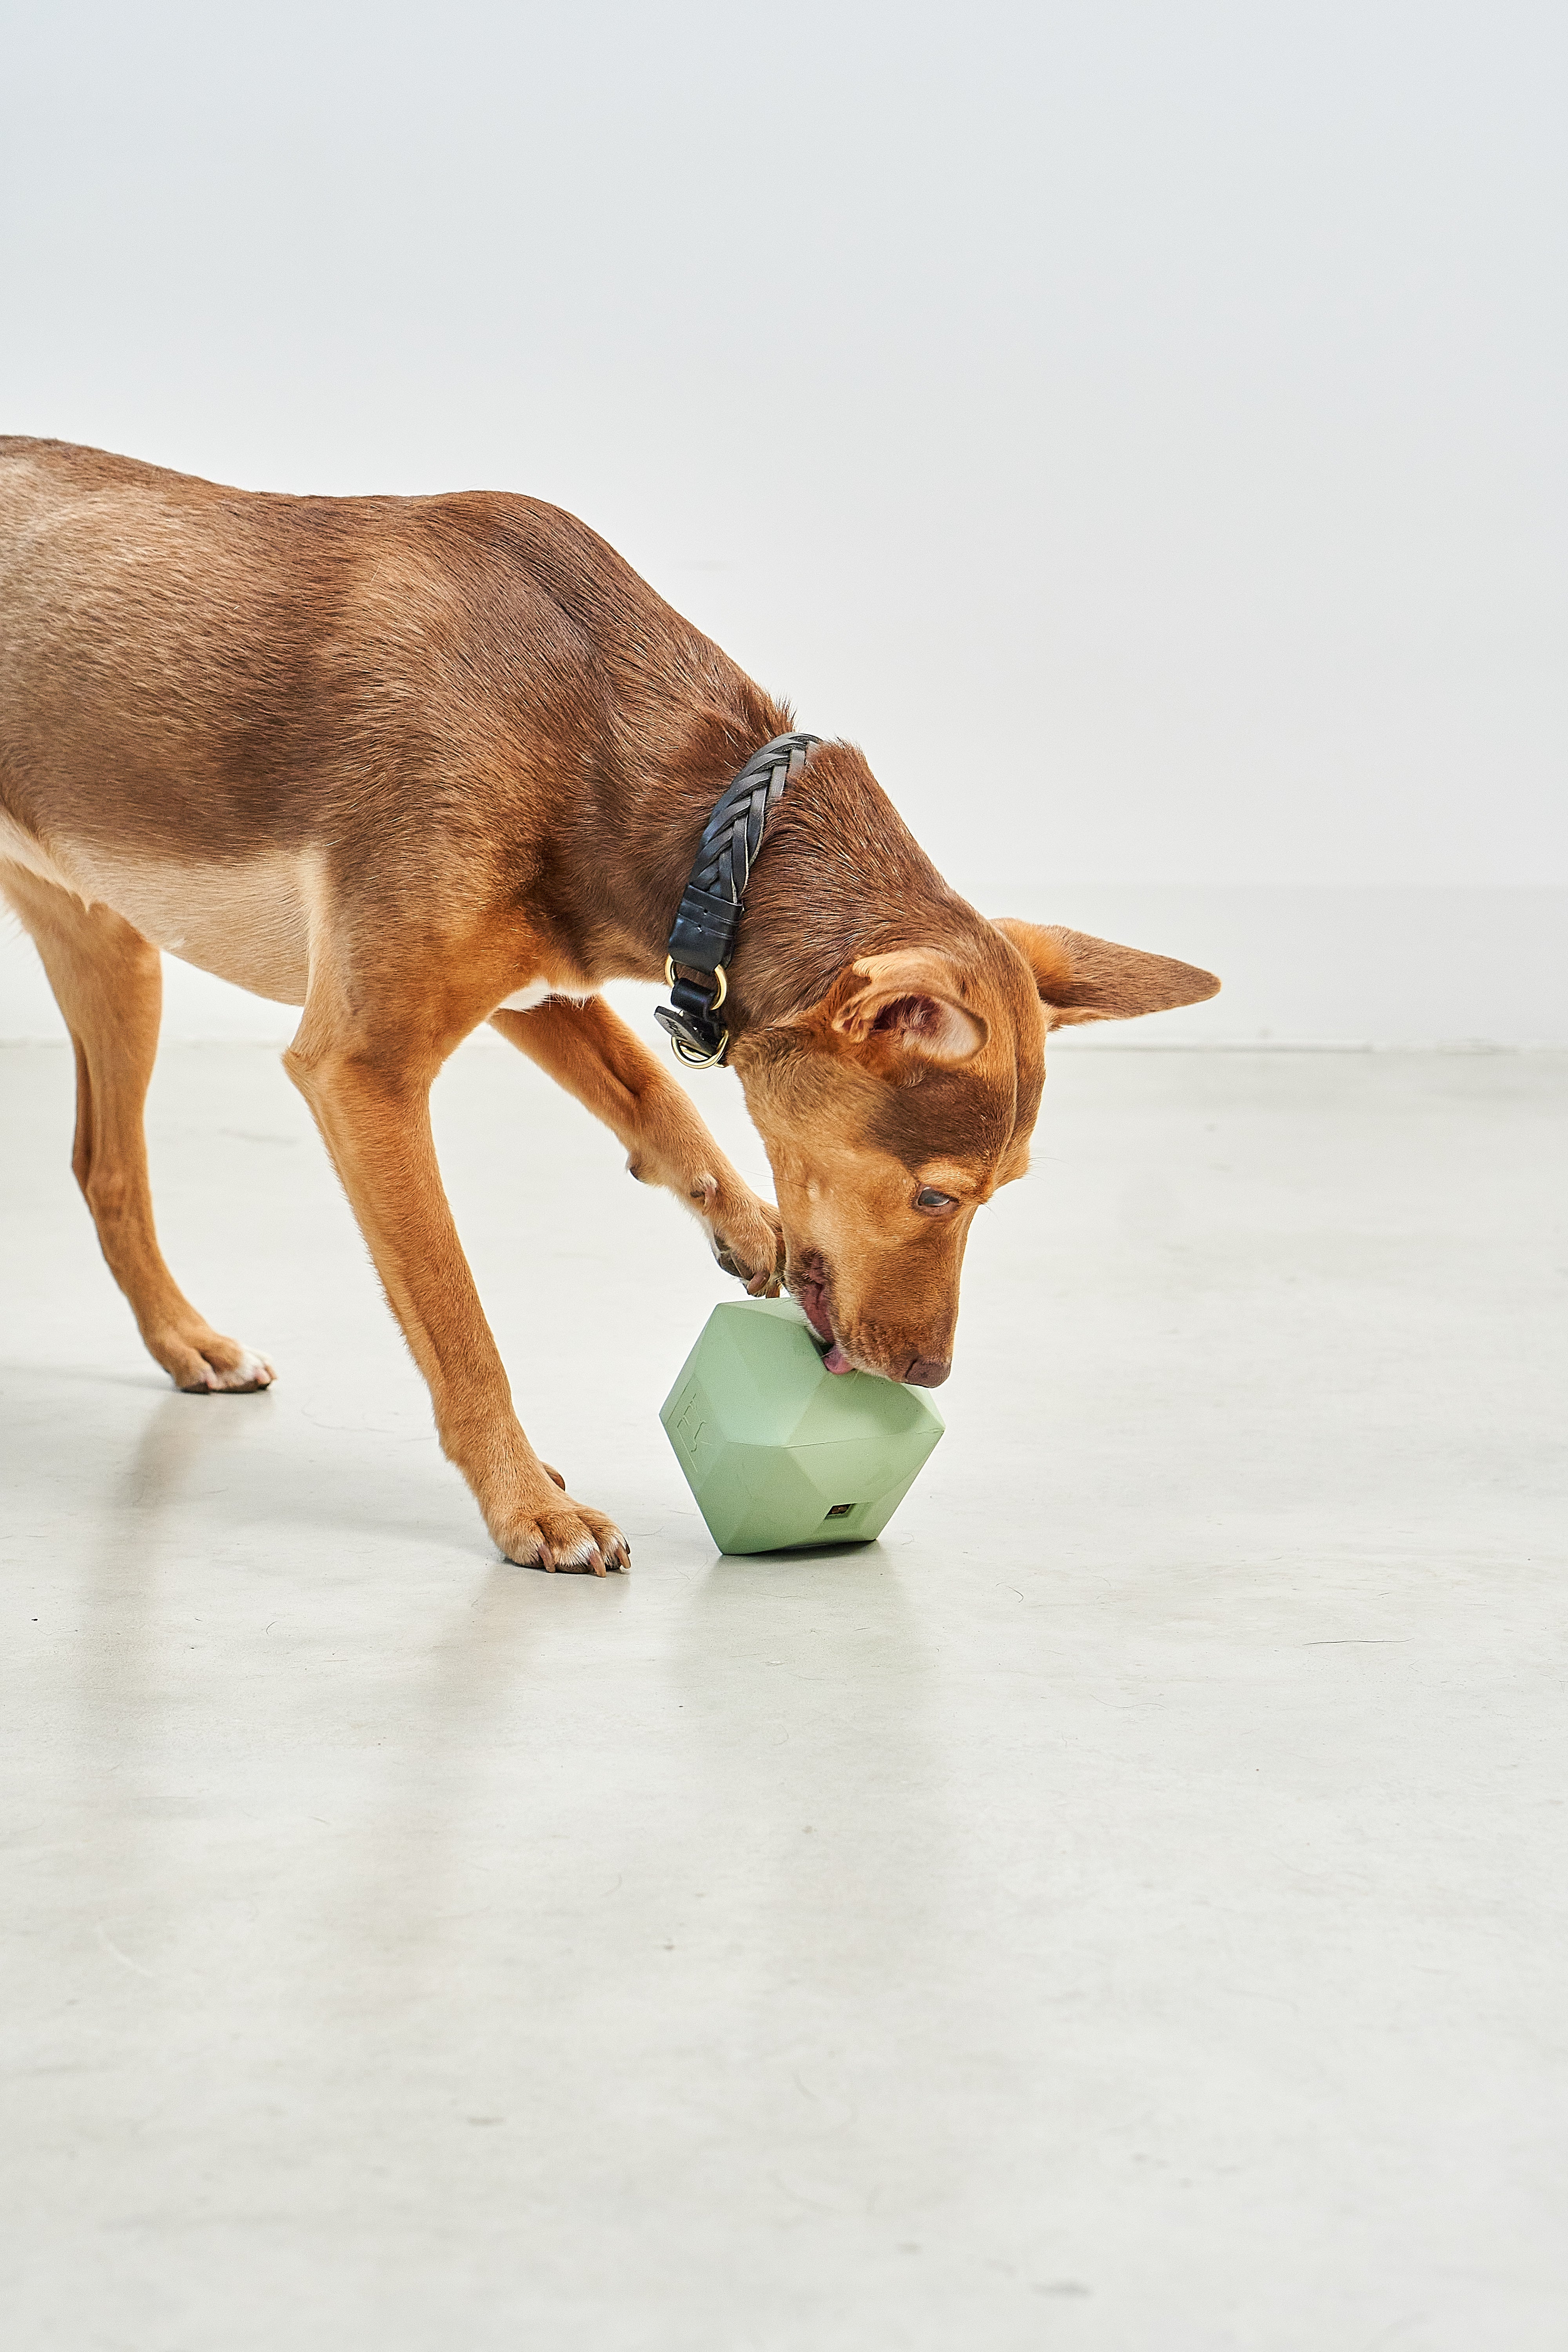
[660,1295,944,1555]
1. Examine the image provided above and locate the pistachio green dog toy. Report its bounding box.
[661,1296,944,1555]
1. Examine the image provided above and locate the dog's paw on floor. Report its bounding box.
[161,1330,276,1394]
[493,1492,631,1575]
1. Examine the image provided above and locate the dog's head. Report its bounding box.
[731,920,1219,1384]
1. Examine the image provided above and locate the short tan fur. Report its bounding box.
[1,439,1220,1572]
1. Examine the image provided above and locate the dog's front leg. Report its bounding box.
[491,995,783,1293]
[284,1019,628,1574]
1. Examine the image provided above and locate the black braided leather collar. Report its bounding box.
[654,730,820,1067]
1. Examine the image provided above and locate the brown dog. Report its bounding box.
[0,437,1219,1572]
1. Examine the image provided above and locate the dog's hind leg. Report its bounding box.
[1,866,274,1392]
[490,994,784,1294]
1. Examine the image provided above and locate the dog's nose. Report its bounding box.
[903,1356,951,1388]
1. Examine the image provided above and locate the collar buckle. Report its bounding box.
[655,961,730,1066]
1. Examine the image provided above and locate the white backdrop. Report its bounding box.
[3,1,1564,1042]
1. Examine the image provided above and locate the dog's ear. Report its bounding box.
[822,950,989,1066]
[994,920,1220,1028]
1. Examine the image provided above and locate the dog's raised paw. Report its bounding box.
[704,1185,785,1298]
[494,1496,631,1576]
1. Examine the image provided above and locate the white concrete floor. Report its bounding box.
[2,1035,1565,2350]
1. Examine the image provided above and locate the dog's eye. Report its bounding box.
[915,1186,958,1214]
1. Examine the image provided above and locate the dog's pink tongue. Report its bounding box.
[824,1344,852,1376]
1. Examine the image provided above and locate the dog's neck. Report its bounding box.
[535,572,980,1027]
[590,722,976,1034]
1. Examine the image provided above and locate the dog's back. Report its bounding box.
[2,436,575,852]
[0,438,786,994]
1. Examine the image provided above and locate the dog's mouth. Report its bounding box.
[789,1256,853,1377]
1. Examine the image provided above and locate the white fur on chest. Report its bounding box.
[496,980,598,1013]
[498,979,554,1011]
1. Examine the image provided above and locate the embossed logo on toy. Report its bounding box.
[673,1381,714,1470]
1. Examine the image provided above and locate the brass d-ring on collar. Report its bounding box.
[664,956,727,1011]
[663,960,730,1068]
[670,1027,730,1071]
[653,731,820,1068]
